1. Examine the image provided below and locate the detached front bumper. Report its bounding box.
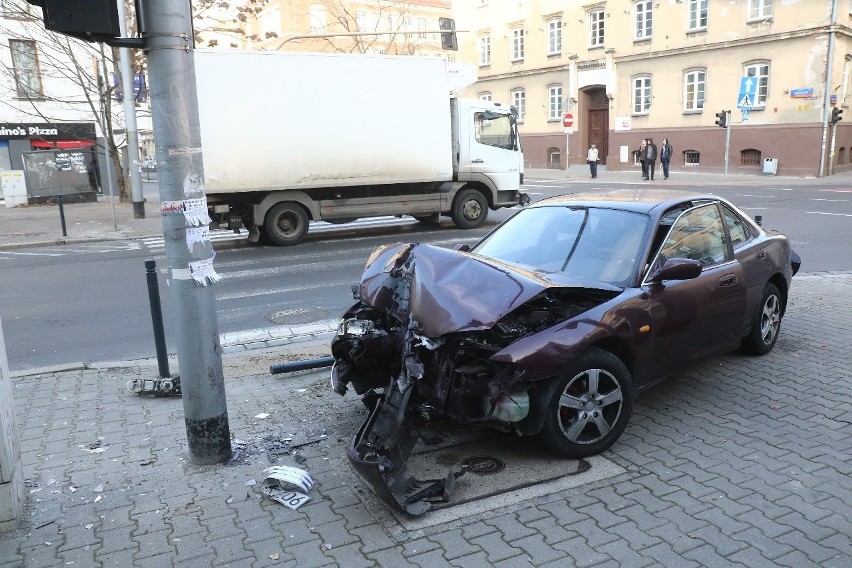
[335,351,463,516]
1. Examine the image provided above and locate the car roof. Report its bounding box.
[531,189,721,216]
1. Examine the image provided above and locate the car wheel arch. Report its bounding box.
[768,273,789,317]
[517,341,634,437]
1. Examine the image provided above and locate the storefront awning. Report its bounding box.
[31,139,96,150]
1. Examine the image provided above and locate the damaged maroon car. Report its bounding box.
[331,189,800,515]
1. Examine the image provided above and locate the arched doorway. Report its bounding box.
[584,87,609,165]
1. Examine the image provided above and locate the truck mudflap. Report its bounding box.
[345,354,464,516]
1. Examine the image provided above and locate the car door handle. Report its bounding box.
[719,274,737,287]
[471,159,484,163]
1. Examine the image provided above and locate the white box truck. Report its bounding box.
[193,50,525,245]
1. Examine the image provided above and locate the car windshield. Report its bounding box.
[471,206,649,286]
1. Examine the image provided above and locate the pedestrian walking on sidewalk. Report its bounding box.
[587,144,599,179]
[660,137,673,180]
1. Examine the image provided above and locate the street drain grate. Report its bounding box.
[461,456,505,475]
[267,307,329,325]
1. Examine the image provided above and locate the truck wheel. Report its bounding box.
[451,189,487,230]
[265,202,309,246]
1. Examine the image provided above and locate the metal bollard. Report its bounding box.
[145,259,171,378]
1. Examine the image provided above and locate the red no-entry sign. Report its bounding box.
[563,113,574,128]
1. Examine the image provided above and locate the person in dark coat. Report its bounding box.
[645,137,658,181]
[639,139,648,180]
[660,137,673,180]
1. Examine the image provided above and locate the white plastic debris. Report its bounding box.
[261,466,314,510]
[255,413,271,419]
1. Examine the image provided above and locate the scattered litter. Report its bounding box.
[140,458,156,466]
[244,479,256,487]
[321,543,332,552]
[68,485,78,493]
[255,413,271,419]
[85,524,94,530]
[44,542,52,546]
[293,452,306,465]
[295,389,307,393]
[93,484,104,493]
[261,466,314,510]
[269,554,280,560]
[34,520,55,530]
[94,495,102,503]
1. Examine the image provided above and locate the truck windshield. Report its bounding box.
[475,112,514,150]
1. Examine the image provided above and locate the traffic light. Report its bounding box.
[831,107,843,124]
[714,110,728,128]
[25,0,120,43]
[439,18,458,51]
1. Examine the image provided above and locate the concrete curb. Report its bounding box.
[9,321,338,378]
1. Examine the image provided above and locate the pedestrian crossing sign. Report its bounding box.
[737,76,757,109]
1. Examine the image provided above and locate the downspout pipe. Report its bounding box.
[819,0,840,178]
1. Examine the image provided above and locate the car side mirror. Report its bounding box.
[648,258,702,283]
[453,243,471,252]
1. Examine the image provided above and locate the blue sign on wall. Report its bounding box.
[113,73,148,102]
[790,88,814,99]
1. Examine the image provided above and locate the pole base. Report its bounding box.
[133,201,146,219]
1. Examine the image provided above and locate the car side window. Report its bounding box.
[658,204,729,267]
[721,204,753,249]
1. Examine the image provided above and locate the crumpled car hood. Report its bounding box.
[359,242,622,338]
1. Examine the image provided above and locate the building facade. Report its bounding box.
[0,0,121,203]
[243,0,453,56]
[455,0,852,177]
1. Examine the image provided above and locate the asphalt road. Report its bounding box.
[0,179,848,371]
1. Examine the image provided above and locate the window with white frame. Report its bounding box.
[589,11,604,47]
[309,4,326,32]
[744,62,769,107]
[9,39,43,98]
[547,19,562,55]
[548,85,563,120]
[688,0,708,31]
[512,89,526,121]
[842,55,852,104]
[633,76,651,114]
[511,28,525,61]
[479,92,492,101]
[684,69,706,111]
[749,0,773,20]
[418,17,427,38]
[479,35,491,66]
[635,1,652,40]
[260,7,281,36]
[356,10,369,30]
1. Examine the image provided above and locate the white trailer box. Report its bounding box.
[187,50,523,245]
[194,50,454,192]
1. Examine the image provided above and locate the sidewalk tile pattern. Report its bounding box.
[0,273,850,567]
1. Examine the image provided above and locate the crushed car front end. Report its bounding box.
[331,242,622,515]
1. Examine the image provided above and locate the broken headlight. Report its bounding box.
[338,318,374,337]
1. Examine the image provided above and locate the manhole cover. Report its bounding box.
[267,307,329,325]
[461,456,505,475]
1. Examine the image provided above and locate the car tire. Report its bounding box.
[450,189,487,230]
[741,282,782,355]
[539,347,634,458]
[264,202,309,246]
